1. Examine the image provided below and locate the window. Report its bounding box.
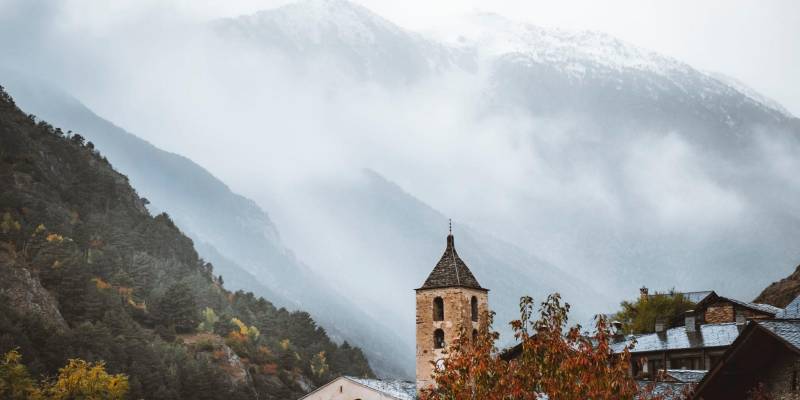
[471,296,478,322]
[472,329,478,342]
[433,297,444,321]
[434,329,445,349]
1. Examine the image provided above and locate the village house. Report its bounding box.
[298,230,489,400]
[692,296,800,399]
[299,234,797,400]
[297,376,416,400]
[612,288,781,381]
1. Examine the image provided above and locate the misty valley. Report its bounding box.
[1,0,799,399]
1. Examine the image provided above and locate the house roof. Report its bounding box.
[725,298,782,315]
[611,323,740,354]
[417,234,485,291]
[757,319,800,349]
[777,295,800,319]
[692,320,800,398]
[693,292,780,317]
[635,381,692,400]
[298,376,417,400]
[345,377,417,400]
[647,290,714,303]
[664,369,706,383]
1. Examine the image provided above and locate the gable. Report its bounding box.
[299,377,416,400]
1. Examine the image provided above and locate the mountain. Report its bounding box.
[212,0,475,85]
[754,263,800,308]
[259,169,602,348]
[470,13,794,132]
[208,0,800,313]
[0,71,412,378]
[0,85,373,399]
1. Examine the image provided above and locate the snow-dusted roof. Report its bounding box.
[664,369,707,383]
[612,323,740,354]
[757,320,800,350]
[777,295,800,319]
[346,376,417,400]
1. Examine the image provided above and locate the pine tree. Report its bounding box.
[153,283,199,334]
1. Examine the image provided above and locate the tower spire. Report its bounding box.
[448,218,452,235]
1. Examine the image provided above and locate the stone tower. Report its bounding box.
[415,230,489,392]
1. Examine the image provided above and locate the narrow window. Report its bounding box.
[433,297,444,321]
[434,329,445,349]
[471,296,478,322]
[472,329,478,342]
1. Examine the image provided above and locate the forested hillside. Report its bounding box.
[0,86,372,399]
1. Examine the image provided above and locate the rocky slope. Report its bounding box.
[754,263,800,308]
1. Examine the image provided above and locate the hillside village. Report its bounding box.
[300,228,800,400]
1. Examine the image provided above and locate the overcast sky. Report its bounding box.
[141,0,798,117]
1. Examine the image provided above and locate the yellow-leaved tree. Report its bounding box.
[0,350,128,400]
[45,358,129,400]
[0,350,43,400]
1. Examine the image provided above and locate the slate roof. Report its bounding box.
[635,381,692,400]
[777,295,800,319]
[757,320,800,350]
[664,369,707,383]
[726,298,782,315]
[647,290,713,303]
[418,234,485,291]
[346,377,417,400]
[611,323,740,354]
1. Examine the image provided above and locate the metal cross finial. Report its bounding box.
[449,218,452,234]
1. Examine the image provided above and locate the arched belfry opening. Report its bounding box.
[416,225,490,393]
[471,296,478,322]
[433,297,444,321]
[433,329,445,349]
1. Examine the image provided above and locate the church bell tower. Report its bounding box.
[415,224,489,392]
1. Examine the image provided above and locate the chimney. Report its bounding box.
[685,310,697,332]
[655,318,666,333]
[640,286,649,301]
[611,320,624,341]
[736,313,747,332]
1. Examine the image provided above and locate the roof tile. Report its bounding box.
[418,234,484,290]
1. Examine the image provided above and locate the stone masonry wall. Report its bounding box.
[704,303,735,324]
[762,352,800,400]
[416,287,489,392]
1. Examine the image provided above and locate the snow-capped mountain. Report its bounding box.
[206,0,800,314]
[212,0,475,84]
[214,1,793,129]
[431,13,793,130]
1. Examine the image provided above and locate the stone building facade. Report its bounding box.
[415,233,489,392]
[693,319,800,400]
[697,294,779,325]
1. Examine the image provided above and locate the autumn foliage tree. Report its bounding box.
[0,350,129,400]
[421,293,675,400]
